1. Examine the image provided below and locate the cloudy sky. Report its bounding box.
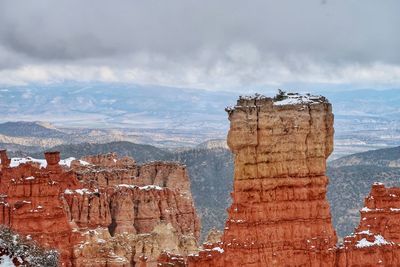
[0,0,399,90]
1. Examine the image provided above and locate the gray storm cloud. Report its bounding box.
[0,0,399,88]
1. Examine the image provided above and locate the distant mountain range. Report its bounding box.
[329,146,400,168]
[12,141,173,164]
[0,83,234,131]
[0,121,64,138]
[0,120,220,149]
[1,83,400,158]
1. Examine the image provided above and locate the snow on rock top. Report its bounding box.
[225,91,329,113]
[7,157,90,169]
[273,92,328,106]
[10,157,47,168]
[238,93,268,101]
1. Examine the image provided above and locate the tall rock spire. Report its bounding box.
[189,92,337,266]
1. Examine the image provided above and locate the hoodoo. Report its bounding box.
[189,92,337,266]
[189,92,400,267]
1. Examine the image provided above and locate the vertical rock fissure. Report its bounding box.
[254,101,261,267]
[255,102,260,183]
[305,105,312,176]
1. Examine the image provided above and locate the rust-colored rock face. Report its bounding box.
[189,94,337,266]
[0,149,10,169]
[73,153,200,239]
[190,93,337,266]
[0,151,200,266]
[337,183,400,266]
[188,93,400,267]
[0,154,80,265]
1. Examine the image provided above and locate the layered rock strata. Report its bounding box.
[0,152,80,265]
[337,183,400,266]
[189,93,337,266]
[71,153,200,239]
[0,151,200,266]
[188,92,400,267]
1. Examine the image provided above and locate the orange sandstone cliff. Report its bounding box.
[0,150,200,266]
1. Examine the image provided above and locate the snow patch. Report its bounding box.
[355,235,393,248]
[273,93,326,106]
[10,157,47,168]
[116,184,163,190]
[356,230,372,235]
[139,185,163,190]
[239,93,267,101]
[0,255,15,266]
[64,188,98,195]
[212,247,224,253]
[361,207,372,212]
[8,157,91,169]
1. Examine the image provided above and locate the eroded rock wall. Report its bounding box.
[0,151,200,266]
[337,183,400,266]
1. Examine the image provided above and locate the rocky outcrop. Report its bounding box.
[0,150,200,266]
[72,153,200,239]
[189,93,337,266]
[337,183,400,266]
[0,151,80,265]
[187,92,400,267]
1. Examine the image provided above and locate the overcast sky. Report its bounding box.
[0,0,399,90]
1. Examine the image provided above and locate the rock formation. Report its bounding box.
[72,153,200,239]
[337,183,400,266]
[188,92,400,267]
[189,93,337,266]
[0,151,80,265]
[4,92,400,266]
[0,151,200,266]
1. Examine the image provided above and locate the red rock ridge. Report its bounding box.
[0,151,200,266]
[337,183,400,266]
[72,153,200,239]
[0,151,81,266]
